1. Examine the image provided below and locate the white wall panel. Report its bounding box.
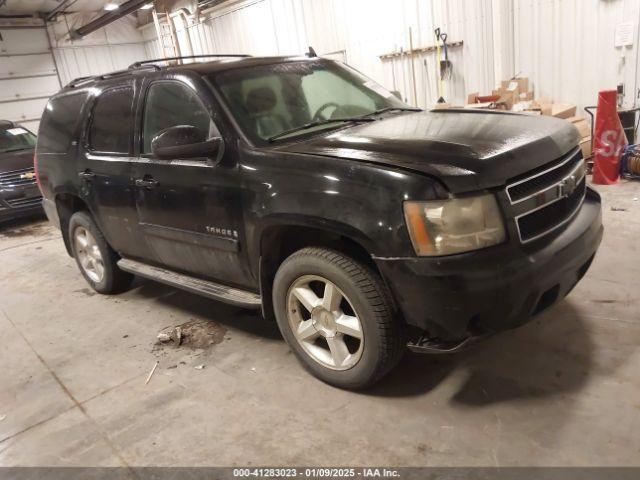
[48,14,149,86]
[151,0,497,108]
[0,26,60,131]
[513,0,639,111]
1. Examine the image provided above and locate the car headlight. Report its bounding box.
[403,193,506,256]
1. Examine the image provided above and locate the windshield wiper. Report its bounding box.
[362,107,422,117]
[267,117,375,142]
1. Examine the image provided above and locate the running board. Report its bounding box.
[117,258,262,309]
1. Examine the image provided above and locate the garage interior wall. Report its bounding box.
[2,0,638,131]
[142,0,640,111]
[0,24,62,133]
[47,13,148,87]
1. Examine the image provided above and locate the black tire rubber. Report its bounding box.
[68,211,133,294]
[273,247,405,390]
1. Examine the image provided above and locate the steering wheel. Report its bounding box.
[312,102,340,122]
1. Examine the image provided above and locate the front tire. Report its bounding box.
[68,211,133,294]
[273,247,405,389]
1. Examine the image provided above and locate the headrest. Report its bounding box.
[245,87,277,114]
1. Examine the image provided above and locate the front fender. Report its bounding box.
[239,148,447,271]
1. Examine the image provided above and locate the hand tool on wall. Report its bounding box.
[434,28,446,103]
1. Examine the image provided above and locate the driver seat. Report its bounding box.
[245,87,289,138]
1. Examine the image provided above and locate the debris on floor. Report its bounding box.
[157,332,171,343]
[611,206,628,211]
[155,319,226,351]
[0,414,6,422]
[194,364,205,370]
[145,361,159,385]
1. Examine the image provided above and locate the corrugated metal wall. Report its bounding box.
[143,0,498,108]
[142,0,640,112]
[47,14,148,86]
[513,0,640,111]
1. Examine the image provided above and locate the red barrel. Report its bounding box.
[592,90,627,184]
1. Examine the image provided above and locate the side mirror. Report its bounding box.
[151,125,221,160]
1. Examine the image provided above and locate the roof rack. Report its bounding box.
[65,54,251,89]
[65,64,161,89]
[128,54,251,69]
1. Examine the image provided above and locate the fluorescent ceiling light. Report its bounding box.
[104,3,119,10]
[140,3,153,9]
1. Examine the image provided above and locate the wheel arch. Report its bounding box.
[55,192,90,256]
[257,220,386,321]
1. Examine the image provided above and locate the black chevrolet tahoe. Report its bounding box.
[1,121,43,222]
[36,55,603,389]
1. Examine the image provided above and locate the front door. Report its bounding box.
[132,78,251,288]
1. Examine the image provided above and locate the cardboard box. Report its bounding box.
[551,103,577,119]
[501,77,529,95]
[567,116,591,138]
[580,136,593,159]
[497,90,517,110]
[467,92,479,104]
[464,101,494,109]
[518,91,534,101]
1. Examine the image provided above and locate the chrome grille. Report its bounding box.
[7,196,42,209]
[505,147,586,243]
[0,167,37,188]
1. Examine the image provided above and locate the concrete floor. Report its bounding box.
[0,179,639,467]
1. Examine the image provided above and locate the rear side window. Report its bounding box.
[37,93,87,153]
[88,86,134,154]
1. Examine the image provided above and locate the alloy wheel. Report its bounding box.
[286,275,364,370]
[73,226,105,283]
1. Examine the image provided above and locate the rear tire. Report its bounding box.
[68,211,133,294]
[273,247,405,389]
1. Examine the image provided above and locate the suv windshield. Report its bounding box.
[211,59,411,143]
[0,126,36,154]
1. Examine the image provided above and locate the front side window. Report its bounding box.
[88,86,134,154]
[142,82,218,154]
[0,126,36,154]
[212,59,409,143]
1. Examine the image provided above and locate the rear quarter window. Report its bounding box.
[37,92,87,153]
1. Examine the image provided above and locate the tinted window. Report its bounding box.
[37,93,87,153]
[89,86,134,154]
[142,82,218,154]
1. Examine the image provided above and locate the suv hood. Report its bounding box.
[0,148,35,172]
[276,110,580,193]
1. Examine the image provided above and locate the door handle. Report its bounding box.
[78,170,95,179]
[135,177,159,189]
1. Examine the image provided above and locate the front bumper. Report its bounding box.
[376,188,603,341]
[0,196,44,223]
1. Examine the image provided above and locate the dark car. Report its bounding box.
[35,55,603,389]
[0,121,43,222]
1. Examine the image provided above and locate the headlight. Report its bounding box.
[403,193,506,256]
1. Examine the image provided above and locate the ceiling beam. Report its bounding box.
[69,0,150,39]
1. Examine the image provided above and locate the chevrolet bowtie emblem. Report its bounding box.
[558,173,578,199]
[20,171,36,180]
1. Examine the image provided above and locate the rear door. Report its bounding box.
[77,82,148,258]
[131,76,251,287]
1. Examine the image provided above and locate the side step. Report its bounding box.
[117,258,262,309]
